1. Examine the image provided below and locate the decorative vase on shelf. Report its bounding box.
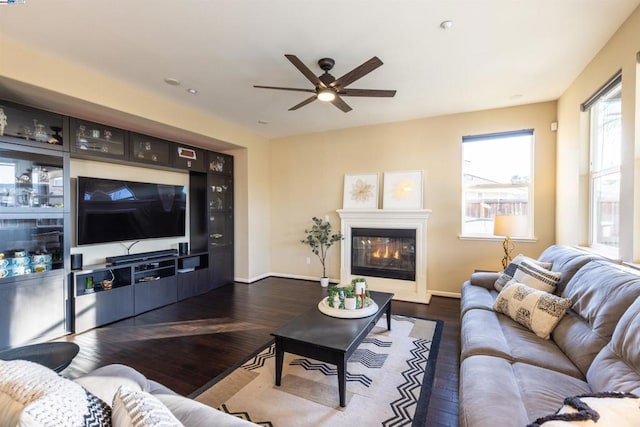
[320,276,329,287]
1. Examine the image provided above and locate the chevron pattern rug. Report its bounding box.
[192,315,443,427]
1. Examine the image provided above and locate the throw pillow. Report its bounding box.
[493,282,572,339]
[0,359,111,426]
[494,254,553,291]
[112,385,183,427]
[528,392,640,426]
[508,260,561,293]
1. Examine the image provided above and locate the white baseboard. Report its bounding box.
[430,290,461,299]
[234,273,460,298]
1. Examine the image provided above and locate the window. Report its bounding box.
[461,130,533,237]
[584,75,622,254]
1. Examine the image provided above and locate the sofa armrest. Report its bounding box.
[469,272,500,290]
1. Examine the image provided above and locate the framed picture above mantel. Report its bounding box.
[382,170,424,209]
[343,173,379,209]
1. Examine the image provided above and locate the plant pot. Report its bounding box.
[320,277,330,287]
[344,297,357,310]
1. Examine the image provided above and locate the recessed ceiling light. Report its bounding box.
[164,77,180,86]
[510,94,523,100]
[258,119,269,125]
[440,20,453,30]
[187,88,198,94]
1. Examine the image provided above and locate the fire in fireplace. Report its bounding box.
[351,228,416,281]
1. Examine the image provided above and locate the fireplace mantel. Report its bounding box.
[337,209,432,304]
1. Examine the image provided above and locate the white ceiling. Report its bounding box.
[0,0,639,140]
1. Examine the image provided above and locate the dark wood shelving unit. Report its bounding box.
[0,98,235,343]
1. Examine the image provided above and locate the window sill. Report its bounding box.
[458,235,538,243]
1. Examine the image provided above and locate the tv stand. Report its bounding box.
[72,250,209,332]
[106,249,178,265]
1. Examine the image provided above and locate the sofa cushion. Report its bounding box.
[553,261,640,376]
[157,394,259,427]
[587,297,640,395]
[494,282,572,339]
[460,309,583,378]
[112,385,183,427]
[0,359,111,426]
[460,280,500,316]
[537,245,600,295]
[459,355,591,427]
[74,364,150,407]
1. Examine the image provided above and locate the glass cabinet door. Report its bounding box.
[130,133,171,166]
[208,152,233,175]
[0,146,64,211]
[71,118,126,159]
[209,175,233,211]
[0,101,64,148]
[0,216,64,278]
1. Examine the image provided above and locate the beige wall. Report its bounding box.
[269,102,558,296]
[556,6,640,261]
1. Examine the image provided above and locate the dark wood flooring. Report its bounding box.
[61,277,460,426]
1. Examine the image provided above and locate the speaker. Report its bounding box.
[71,254,83,271]
[178,242,189,255]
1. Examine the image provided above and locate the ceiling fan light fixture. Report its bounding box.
[317,88,336,102]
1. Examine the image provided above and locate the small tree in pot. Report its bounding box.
[301,216,344,287]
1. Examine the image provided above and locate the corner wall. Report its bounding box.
[269,102,558,296]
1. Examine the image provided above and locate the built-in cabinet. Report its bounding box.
[208,152,234,288]
[0,141,70,349]
[0,99,234,347]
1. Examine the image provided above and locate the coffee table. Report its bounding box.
[272,290,393,407]
[0,342,80,373]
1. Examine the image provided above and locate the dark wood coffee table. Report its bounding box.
[0,342,80,373]
[272,290,393,407]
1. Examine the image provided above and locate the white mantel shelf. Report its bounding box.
[337,209,432,304]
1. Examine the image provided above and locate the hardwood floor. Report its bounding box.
[61,277,460,426]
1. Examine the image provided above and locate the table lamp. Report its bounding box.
[493,214,527,269]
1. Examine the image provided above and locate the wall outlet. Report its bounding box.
[306,256,311,265]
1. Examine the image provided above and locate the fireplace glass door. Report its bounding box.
[351,228,416,281]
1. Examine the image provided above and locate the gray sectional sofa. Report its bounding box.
[459,245,640,426]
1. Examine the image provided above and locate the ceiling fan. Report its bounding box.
[254,54,396,112]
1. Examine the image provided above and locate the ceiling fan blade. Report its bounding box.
[331,95,352,113]
[339,88,396,97]
[253,85,316,93]
[331,56,383,89]
[289,95,317,111]
[285,54,325,88]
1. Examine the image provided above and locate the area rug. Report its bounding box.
[192,314,443,427]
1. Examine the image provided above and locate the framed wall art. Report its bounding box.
[343,173,379,209]
[382,170,424,209]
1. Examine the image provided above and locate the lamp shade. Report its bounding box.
[493,214,527,237]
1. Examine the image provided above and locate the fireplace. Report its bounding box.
[351,228,416,281]
[337,209,431,304]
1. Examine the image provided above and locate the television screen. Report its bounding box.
[77,176,186,245]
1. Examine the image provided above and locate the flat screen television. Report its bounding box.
[77,176,186,245]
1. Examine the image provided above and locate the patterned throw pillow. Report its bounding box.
[493,282,572,339]
[528,392,640,426]
[112,385,183,427]
[508,260,561,293]
[0,359,111,426]
[494,254,553,291]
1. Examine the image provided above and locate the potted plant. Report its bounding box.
[301,216,344,287]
